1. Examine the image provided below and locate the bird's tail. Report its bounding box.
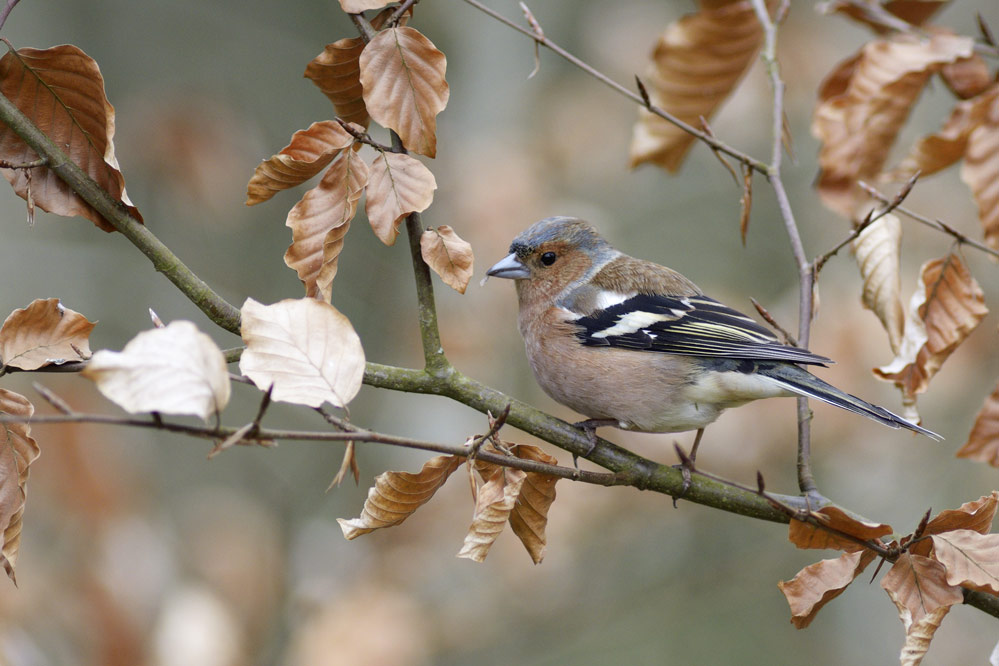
[756,361,943,441]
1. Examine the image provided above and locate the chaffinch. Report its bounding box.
[486,216,941,456]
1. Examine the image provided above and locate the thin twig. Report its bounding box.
[0,0,21,33]
[750,298,798,346]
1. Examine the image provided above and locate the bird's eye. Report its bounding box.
[540,252,557,266]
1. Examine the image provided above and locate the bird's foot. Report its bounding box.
[571,419,618,471]
[671,429,704,508]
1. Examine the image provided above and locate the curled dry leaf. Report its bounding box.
[337,454,463,539]
[788,506,892,552]
[283,149,369,302]
[82,321,231,421]
[931,530,999,594]
[852,214,904,354]
[239,298,365,409]
[0,389,38,583]
[0,44,142,231]
[881,553,963,632]
[359,27,449,158]
[457,464,527,563]
[961,89,999,251]
[0,298,95,370]
[821,0,949,34]
[305,39,369,128]
[420,225,474,294]
[812,33,974,217]
[874,254,987,415]
[917,492,999,551]
[940,55,992,100]
[898,605,951,666]
[629,1,766,171]
[956,381,999,466]
[777,550,876,629]
[509,444,558,565]
[245,121,354,205]
[366,151,437,245]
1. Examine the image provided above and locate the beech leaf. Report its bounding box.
[0,389,38,584]
[304,39,369,128]
[246,121,354,205]
[777,550,876,629]
[957,381,999,466]
[0,44,142,231]
[0,298,95,370]
[960,89,999,251]
[338,454,463,539]
[359,27,449,158]
[882,553,962,632]
[940,55,992,100]
[338,0,388,12]
[898,605,951,666]
[629,1,766,171]
[931,530,999,594]
[83,321,230,420]
[283,148,369,301]
[788,506,892,552]
[366,151,437,245]
[911,492,999,558]
[239,298,365,409]
[508,444,559,565]
[457,464,527,563]
[420,225,473,294]
[852,214,904,354]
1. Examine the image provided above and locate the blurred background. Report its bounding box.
[0,1,998,664]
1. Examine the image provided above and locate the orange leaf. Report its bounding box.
[960,89,999,251]
[338,454,463,539]
[366,151,436,245]
[874,254,987,414]
[304,39,369,128]
[852,214,904,354]
[420,225,473,294]
[778,550,876,629]
[245,121,354,205]
[0,389,39,584]
[812,33,974,217]
[956,381,999,466]
[0,298,95,370]
[359,27,449,158]
[457,464,526,563]
[283,149,369,301]
[789,506,892,552]
[931,530,999,594]
[0,44,142,231]
[508,444,558,565]
[629,1,766,171]
[881,553,963,629]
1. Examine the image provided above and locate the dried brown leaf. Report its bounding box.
[874,254,988,412]
[508,444,558,565]
[909,492,999,556]
[457,464,527,563]
[961,90,999,251]
[852,214,904,354]
[239,297,365,409]
[812,33,974,217]
[0,389,38,583]
[339,0,388,12]
[956,381,999,466]
[283,148,369,301]
[328,440,359,489]
[245,121,354,205]
[789,506,893,552]
[0,44,142,231]
[82,321,231,420]
[315,221,353,305]
[304,39,369,128]
[778,550,876,629]
[629,1,766,171]
[823,1,950,34]
[882,553,963,632]
[359,27,449,158]
[420,225,473,294]
[0,298,95,370]
[366,151,436,245]
[940,55,992,100]
[338,454,463,539]
[899,605,951,666]
[931,530,999,594]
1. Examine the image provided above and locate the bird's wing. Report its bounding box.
[572,293,831,365]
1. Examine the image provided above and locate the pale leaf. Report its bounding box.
[822,1,949,34]
[508,444,558,565]
[629,1,766,171]
[304,39,369,128]
[315,222,353,306]
[339,0,388,12]
[366,151,436,245]
[913,492,999,557]
[0,389,38,583]
[283,149,369,301]
[852,214,904,353]
[899,605,951,666]
[960,90,999,251]
[812,33,974,217]
[778,550,876,629]
[83,321,230,420]
[788,506,892,552]
[245,121,354,205]
[239,298,365,409]
[874,254,988,412]
[420,225,473,294]
[338,454,463,539]
[931,530,999,594]
[956,381,999,466]
[359,27,449,158]
[457,464,526,563]
[0,44,142,231]
[882,553,963,631]
[0,298,95,370]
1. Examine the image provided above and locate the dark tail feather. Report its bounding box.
[757,362,943,441]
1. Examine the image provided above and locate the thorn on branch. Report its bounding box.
[977,12,996,47]
[634,76,651,110]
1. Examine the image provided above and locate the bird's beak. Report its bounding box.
[486,253,530,280]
